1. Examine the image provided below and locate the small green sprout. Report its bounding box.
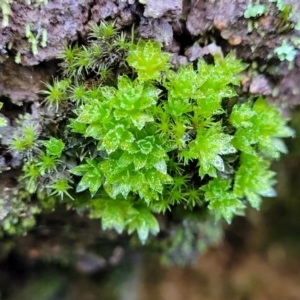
[127,40,171,81]
[274,40,298,61]
[24,24,48,54]
[21,162,40,193]
[25,24,39,55]
[40,28,47,48]
[15,51,22,64]
[244,4,266,19]
[89,22,118,40]
[9,122,38,153]
[70,158,103,197]
[279,4,292,21]
[127,204,160,244]
[0,103,7,129]
[40,79,69,111]
[73,46,95,76]
[98,66,112,81]
[69,84,86,103]
[202,178,245,223]
[1,0,13,27]
[184,122,236,178]
[184,186,203,208]
[113,32,130,50]
[43,137,65,157]
[37,153,58,174]
[48,177,73,200]
[57,44,80,77]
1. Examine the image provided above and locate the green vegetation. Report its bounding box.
[1,0,48,27]
[1,0,48,62]
[0,22,294,247]
[244,3,266,19]
[244,1,300,62]
[0,189,41,236]
[274,40,298,61]
[244,2,267,32]
[0,103,7,129]
[25,24,48,55]
[269,0,285,11]
[1,0,13,27]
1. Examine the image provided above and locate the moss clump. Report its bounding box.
[0,22,294,248]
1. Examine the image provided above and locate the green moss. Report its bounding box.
[0,188,41,237]
[274,40,298,61]
[0,22,294,245]
[0,103,7,131]
[244,4,266,19]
